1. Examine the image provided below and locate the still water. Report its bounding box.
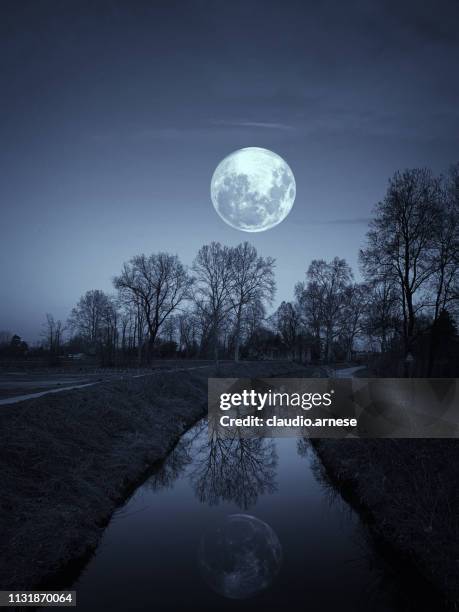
[71,419,400,611]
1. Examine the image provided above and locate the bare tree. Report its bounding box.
[116,291,148,364]
[295,279,323,359]
[229,242,276,361]
[192,242,233,366]
[42,314,65,365]
[240,298,266,354]
[100,298,118,365]
[190,433,277,509]
[68,290,108,347]
[426,165,459,372]
[113,252,193,361]
[360,169,440,356]
[68,289,117,358]
[161,315,177,344]
[364,279,400,352]
[303,257,353,362]
[177,312,199,357]
[191,298,215,356]
[270,301,301,360]
[429,165,459,323]
[338,283,367,361]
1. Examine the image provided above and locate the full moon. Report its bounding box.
[210,147,296,232]
[197,514,282,599]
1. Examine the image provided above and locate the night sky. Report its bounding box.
[1,0,458,341]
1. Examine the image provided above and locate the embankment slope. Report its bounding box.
[313,437,459,607]
[0,361,307,590]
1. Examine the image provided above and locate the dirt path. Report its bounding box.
[0,365,211,406]
[330,365,366,378]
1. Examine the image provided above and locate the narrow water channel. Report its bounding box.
[69,419,402,611]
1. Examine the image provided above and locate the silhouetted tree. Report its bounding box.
[338,283,368,361]
[114,253,193,361]
[299,257,353,362]
[192,242,233,366]
[229,242,276,361]
[363,279,400,352]
[42,314,64,365]
[360,169,441,357]
[270,301,301,360]
[426,165,459,372]
[68,289,118,364]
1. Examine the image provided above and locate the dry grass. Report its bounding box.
[313,437,459,606]
[0,360,306,589]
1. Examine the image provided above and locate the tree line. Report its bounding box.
[54,241,276,367]
[273,164,458,375]
[1,163,457,375]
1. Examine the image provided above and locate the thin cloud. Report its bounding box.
[90,119,295,143]
[307,217,372,226]
[212,119,294,131]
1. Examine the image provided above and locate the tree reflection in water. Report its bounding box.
[189,432,278,509]
[144,419,278,511]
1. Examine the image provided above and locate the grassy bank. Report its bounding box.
[312,437,459,608]
[0,361,308,590]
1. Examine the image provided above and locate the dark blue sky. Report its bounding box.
[1,0,458,341]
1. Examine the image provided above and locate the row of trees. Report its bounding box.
[268,165,458,374]
[58,242,276,365]
[271,258,367,363]
[3,163,456,374]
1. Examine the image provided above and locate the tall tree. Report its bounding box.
[338,283,367,361]
[229,242,276,361]
[364,279,400,352]
[429,165,459,323]
[360,169,440,356]
[68,290,118,363]
[270,301,301,360]
[113,253,192,360]
[295,279,323,359]
[426,165,459,372]
[192,242,233,366]
[304,257,353,362]
[177,312,199,357]
[42,314,65,365]
[240,299,266,355]
[68,290,109,349]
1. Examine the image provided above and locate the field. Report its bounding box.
[0,360,223,402]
